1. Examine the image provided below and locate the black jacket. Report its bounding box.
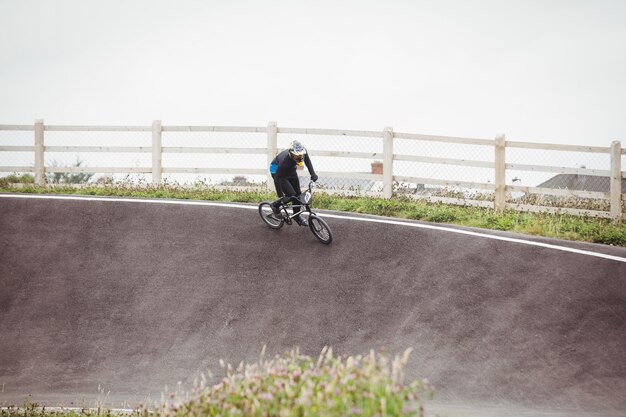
[270,149,317,194]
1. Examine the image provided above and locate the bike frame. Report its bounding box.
[276,182,315,223]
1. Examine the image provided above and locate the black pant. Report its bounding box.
[272,174,303,217]
[273,174,300,199]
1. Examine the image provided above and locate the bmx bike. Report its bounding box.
[258,181,333,244]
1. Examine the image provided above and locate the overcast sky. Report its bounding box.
[1,0,625,146]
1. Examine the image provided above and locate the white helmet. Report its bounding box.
[288,140,306,162]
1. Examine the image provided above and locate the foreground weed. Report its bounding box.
[142,347,433,417]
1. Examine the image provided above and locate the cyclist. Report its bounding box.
[269,140,318,226]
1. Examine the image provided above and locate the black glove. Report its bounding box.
[311,174,318,182]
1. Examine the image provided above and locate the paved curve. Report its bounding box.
[0,195,625,417]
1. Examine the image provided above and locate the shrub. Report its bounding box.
[0,173,35,186]
[46,157,95,184]
[145,347,433,417]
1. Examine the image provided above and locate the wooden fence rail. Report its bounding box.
[0,120,623,220]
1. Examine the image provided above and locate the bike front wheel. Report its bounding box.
[308,214,332,244]
[259,202,284,229]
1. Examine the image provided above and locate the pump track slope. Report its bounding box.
[0,194,625,417]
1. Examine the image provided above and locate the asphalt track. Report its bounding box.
[0,194,625,417]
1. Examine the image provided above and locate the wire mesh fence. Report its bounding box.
[393,138,494,200]
[505,145,620,214]
[162,130,267,187]
[43,129,153,184]
[0,128,34,172]
[0,122,623,217]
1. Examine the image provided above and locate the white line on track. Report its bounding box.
[2,193,626,264]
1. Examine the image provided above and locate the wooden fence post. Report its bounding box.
[34,119,45,185]
[494,134,506,212]
[152,120,162,185]
[383,126,394,199]
[267,121,278,192]
[610,140,622,222]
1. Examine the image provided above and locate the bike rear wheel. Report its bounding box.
[259,202,284,229]
[308,214,332,244]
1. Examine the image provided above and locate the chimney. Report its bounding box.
[371,161,383,174]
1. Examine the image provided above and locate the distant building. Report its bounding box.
[537,174,626,193]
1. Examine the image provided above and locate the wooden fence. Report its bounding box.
[0,120,624,220]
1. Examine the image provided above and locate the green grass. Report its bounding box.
[1,182,624,246]
[1,348,433,417]
[317,194,626,245]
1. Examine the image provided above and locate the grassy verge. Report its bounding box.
[1,348,433,417]
[0,182,624,246]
